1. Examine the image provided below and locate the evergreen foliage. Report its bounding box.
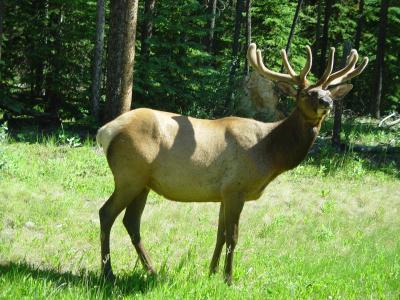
[0,0,398,122]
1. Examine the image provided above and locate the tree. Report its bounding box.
[312,2,323,74]
[346,0,364,112]
[354,0,364,51]
[30,0,47,98]
[285,0,303,55]
[90,0,105,122]
[105,0,139,122]
[206,0,217,53]
[0,0,4,63]
[227,0,244,110]
[280,0,303,73]
[243,0,251,75]
[229,0,244,79]
[372,0,389,119]
[319,0,333,76]
[332,40,352,149]
[45,2,64,121]
[140,0,155,60]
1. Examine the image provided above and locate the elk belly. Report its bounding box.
[148,169,223,202]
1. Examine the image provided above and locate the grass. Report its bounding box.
[0,118,399,299]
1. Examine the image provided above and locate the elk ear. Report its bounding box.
[328,84,353,100]
[276,82,297,98]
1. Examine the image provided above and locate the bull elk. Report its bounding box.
[96,43,368,284]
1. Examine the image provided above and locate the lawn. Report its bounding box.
[0,119,399,299]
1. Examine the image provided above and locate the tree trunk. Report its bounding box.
[354,0,364,51]
[0,0,4,63]
[119,0,138,114]
[319,0,333,77]
[243,0,251,75]
[349,0,364,106]
[105,0,124,121]
[372,0,389,119]
[33,62,44,97]
[140,0,155,60]
[90,0,105,122]
[229,0,244,79]
[312,1,322,74]
[45,4,64,122]
[105,0,139,122]
[30,0,46,98]
[280,0,303,73]
[227,0,244,110]
[332,40,352,149]
[206,0,217,53]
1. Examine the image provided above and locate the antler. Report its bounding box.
[309,48,369,89]
[247,43,369,91]
[247,43,312,88]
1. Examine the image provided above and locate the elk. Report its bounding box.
[96,43,368,284]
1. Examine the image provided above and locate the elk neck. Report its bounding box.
[266,107,324,172]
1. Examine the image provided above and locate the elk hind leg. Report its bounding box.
[123,188,156,275]
[99,185,143,280]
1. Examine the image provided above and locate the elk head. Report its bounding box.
[247,43,369,123]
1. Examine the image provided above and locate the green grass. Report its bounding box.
[0,119,399,299]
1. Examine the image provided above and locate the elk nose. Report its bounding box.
[319,96,333,109]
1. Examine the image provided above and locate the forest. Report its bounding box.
[0,0,399,127]
[1,1,400,298]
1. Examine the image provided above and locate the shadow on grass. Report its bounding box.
[301,117,400,179]
[320,114,398,135]
[0,261,161,296]
[306,137,400,179]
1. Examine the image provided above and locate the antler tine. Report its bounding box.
[311,47,335,88]
[247,43,262,73]
[247,43,316,87]
[255,49,293,84]
[281,49,297,77]
[346,49,357,65]
[322,50,358,88]
[325,56,369,87]
[299,46,312,86]
[346,57,369,78]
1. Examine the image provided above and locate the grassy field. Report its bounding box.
[0,119,399,299]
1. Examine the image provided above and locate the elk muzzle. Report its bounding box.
[319,96,333,110]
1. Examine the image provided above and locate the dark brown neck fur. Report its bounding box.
[266,107,323,172]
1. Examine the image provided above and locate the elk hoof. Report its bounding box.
[209,267,218,276]
[147,268,157,277]
[224,274,233,286]
[102,270,116,282]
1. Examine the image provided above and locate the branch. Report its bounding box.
[378,112,396,127]
[387,118,400,128]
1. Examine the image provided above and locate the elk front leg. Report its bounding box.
[223,198,244,285]
[123,188,156,275]
[209,202,225,275]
